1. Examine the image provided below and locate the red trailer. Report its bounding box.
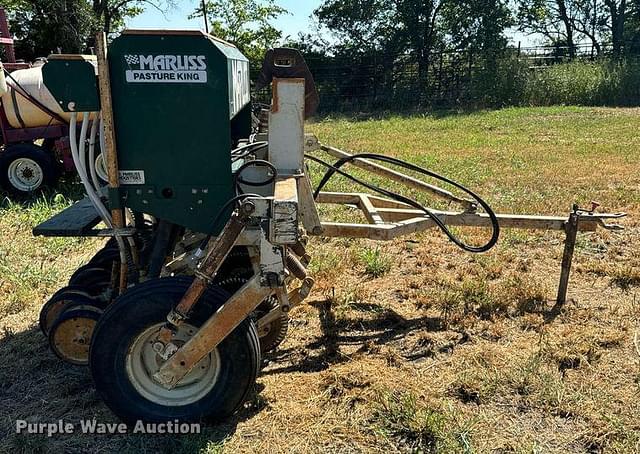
[0,8,73,195]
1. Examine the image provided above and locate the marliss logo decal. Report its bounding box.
[124,54,207,83]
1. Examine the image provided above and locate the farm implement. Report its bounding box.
[0,8,85,195]
[30,30,625,423]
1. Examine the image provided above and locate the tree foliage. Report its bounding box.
[4,0,96,59]
[516,0,636,57]
[2,0,171,60]
[313,0,513,100]
[190,0,287,66]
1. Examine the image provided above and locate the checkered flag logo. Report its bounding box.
[124,55,139,65]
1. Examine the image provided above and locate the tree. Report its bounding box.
[315,0,512,101]
[603,0,628,55]
[315,0,450,100]
[5,0,96,59]
[626,0,640,52]
[91,0,173,37]
[190,0,288,66]
[517,0,634,57]
[516,0,579,58]
[3,0,171,60]
[444,0,513,62]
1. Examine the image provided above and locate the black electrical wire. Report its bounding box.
[234,159,277,188]
[198,193,264,251]
[305,153,500,253]
[231,141,268,156]
[231,144,268,163]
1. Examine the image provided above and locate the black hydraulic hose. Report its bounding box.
[306,154,426,212]
[305,153,500,253]
[231,141,268,162]
[231,145,268,163]
[234,159,277,189]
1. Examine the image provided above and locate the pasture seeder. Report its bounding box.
[31,30,625,423]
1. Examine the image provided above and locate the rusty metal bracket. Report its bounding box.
[153,275,272,389]
[155,203,253,348]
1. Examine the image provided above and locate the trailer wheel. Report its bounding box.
[94,153,109,183]
[90,276,261,424]
[0,143,57,195]
[89,247,120,268]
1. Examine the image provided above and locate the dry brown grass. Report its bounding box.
[1,107,639,453]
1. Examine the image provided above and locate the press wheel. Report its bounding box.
[48,303,103,366]
[39,291,100,336]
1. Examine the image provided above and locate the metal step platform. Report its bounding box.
[33,196,103,237]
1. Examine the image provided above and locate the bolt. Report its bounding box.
[311,226,323,235]
[152,342,165,353]
[241,201,256,215]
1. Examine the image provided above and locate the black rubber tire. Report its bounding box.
[39,291,103,336]
[0,143,58,195]
[90,276,261,424]
[49,285,92,301]
[68,265,112,294]
[49,305,102,366]
[216,247,252,282]
[89,247,120,269]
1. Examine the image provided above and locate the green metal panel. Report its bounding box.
[108,31,251,234]
[41,56,100,112]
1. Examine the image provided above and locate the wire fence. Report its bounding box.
[253,43,640,113]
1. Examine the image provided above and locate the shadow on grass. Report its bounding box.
[0,324,264,454]
[262,299,445,376]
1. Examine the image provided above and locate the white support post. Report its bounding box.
[268,78,305,174]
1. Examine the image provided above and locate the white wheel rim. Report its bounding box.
[126,322,221,407]
[7,158,43,191]
[95,154,109,183]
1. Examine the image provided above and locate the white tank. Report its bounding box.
[1,66,72,128]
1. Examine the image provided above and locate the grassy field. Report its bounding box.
[0,106,639,453]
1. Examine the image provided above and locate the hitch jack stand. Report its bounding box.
[556,205,580,305]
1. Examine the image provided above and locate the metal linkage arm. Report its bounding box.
[153,202,255,353]
[154,274,272,389]
[315,192,626,240]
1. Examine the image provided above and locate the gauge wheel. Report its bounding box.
[48,303,103,366]
[39,291,104,336]
[90,276,261,424]
[0,143,58,195]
